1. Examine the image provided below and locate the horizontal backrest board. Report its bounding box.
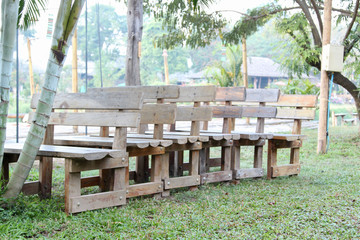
[140,104,176,124]
[31,92,143,110]
[245,89,280,102]
[88,85,179,100]
[215,87,246,102]
[176,106,213,121]
[268,94,318,108]
[45,112,140,127]
[241,106,277,118]
[276,108,316,120]
[166,85,216,102]
[212,106,242,118]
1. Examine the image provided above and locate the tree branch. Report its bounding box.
[343,0,359,42]
[309,0,323,35]
[344,26,360,58]
[295,0,322,47]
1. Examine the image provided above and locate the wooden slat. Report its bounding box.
[241,106,277,118]
[140,104,176,124]
[88,85,179,100]
[271,164,301,177]
[235,168,264,179]
[163,175,200,189]
[69,190,126,214]
[276,108,316,120]
[271,134,306,141]
[212,106,242,118]
[268,139,302,148]
[270,94,318,107]
[48,112,140,127]
[21,181,40,195]
[176,106,213,121]
[215,87,246,101]
[4,143,125,160]
[127,182,163,197]
[201,171,232,184]
[167,86,216,102]
[69,157,128,173]
[245,89,280,102]
[81,176,100,188]
[31,92,143,110]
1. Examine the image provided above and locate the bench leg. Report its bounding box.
[267,140,277,180]
[199,147,208,175]
[231,146,240,179]
[135,156,149,183]
[189,150,199,190]
[39,156,53,199]
[254,146,263,169]
[99,169,113,192]
[161,153,170,197]
[177,151,184,177]
[151,155,162,199]
[65,159,81,215]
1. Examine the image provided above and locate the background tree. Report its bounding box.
[151,0,360,119]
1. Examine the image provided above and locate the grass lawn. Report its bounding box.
[1,126,360,239]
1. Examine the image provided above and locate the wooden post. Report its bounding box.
[72,29,78,133]
[317,0,332,154]
[163,49,170,85]
[242,37,250,125]
[27,38,35,96]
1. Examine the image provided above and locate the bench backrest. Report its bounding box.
[169,86,216,135]
[268,94,318,134]
[88,86,179,139]
[30,91,144,152]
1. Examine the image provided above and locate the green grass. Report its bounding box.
[1,126,360,239]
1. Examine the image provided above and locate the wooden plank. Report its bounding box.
[212,106,242,118]
[276,108,316,120]
[21,181,40,195]
[272,134,306,141]
[201,171,232,184]
[241,106,277,118]
[176,106,213,121]
[268,139,302,149]
[140,104,176,124]
[165,142,202,152]
[271,164,301,177]
[81,176,100,188]
[129,133,188,145]
[164,175,200,189]
[88,85,179,100]
[69,157,128,173]
[167,86,216,102]
[128,146,165,157]
[69,190,126,214]
[48,112,140,128]
[126,182,163,198]
[31,92,143,110]
[234,138,265,147]
[235,168,264,179]
[270,94,318,107]
[215,87,246,101]
[39,124,54,199]
[245,89,280,102]
[4,143,125,160]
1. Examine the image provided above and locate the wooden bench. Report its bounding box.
[332,112,357,126]
[266,94,317,179]
[3,91,143,214]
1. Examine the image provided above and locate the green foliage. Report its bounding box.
[1,127,360,238]
[205,45,243,87]
[278,78,320,95]
[18,0,47,30]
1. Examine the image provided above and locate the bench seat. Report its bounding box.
[271,134,307,141]
[4,142,125,161]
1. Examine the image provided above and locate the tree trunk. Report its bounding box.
[333,72,360,120]
[3,0,85,198]
[125,0,143,86]
[0,0,19,176]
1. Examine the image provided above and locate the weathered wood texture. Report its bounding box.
[31,92,143,110]
[166,85,216,102]
[212,106,242,118]
[176,106,213,121]
[88,85,179,100]
[241,106,277,118]
[276,108,316,120]
[140,104,176,124]
[215,87,246,102]
[245,89,280,102]
[270,94,318,107]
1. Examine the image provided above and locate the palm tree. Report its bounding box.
[0,0,47,178]
[205,45,243,87]
[3,0,85,198]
